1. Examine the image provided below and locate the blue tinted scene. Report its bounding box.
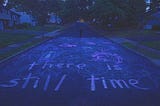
[0,0,160,106]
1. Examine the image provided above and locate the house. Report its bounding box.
[48,13,62,24]
[0,6,20,31]
[10,8,37,26]
[144,11,160,30]
[17,12,37,26]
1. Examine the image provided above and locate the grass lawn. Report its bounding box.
[140,41,160,51]
[106,30,159,38]
[118,30,160,51]
[0,38,47,60]
[27,24,63,32]
[0,32,35,48]
[0,24,63,61]
[123,42,160,59]
[106,29,160,51]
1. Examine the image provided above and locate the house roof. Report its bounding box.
[0,6,21,20]
[10,8,21,16]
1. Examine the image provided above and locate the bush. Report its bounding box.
[16,23,32,29]
[152,25,160,30]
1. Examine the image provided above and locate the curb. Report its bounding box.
[108,38,160,68]
[122,45,160,67]
[81,26,160,67]
[0,30,62,64]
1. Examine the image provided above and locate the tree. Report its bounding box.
[90,0,146,27]
[7,0,147,27]
[59,0,79,22]
[48,0,64,23]
[0,0,4,8]
[59,0,94,23]
[127,0,146,25]
[8,0,49,25]
[151,0,160,11]
[90,0,126,26]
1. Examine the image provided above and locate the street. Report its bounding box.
[0,23,160,106]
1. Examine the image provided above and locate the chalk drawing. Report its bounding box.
[42,62,48,69]
[33,78,40,89]
[0,74,154,91]
[49,64,53,68]
[82,46,93,50]
[113,65,122,71]
[107,64,112,71]
[38,51,58,63]
[66,63,74,68]
[0,79,20,87]
[43,75,51,91]
[129,79,150,90]
[87,75,99,91]
[59,43,77,48]
[101,77,107,89]
[76,64,87,70]
[56,63,64,69]
[44,51,53,59]
[54,74,67,91]
[28,62,37,71]
[86,42,96,45]
[103,41,112,45]
[110,79,130,88]
[91,50,123,64]
[22,73,32,89]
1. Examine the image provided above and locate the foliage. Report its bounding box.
[151,0,160,11]
[7,0,63,25]
[59,0,93,23]
[15,23,32,29]
[0,0,4,8]
[90,0,146,27]
[7,0,147,27]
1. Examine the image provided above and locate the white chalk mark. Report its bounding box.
[54,75,67,91]
[22,73,32,89]
[107,64,112,71]
[28,62,36,71]
[45,54,51,58]
[87,75,99,91]
[91,75,95,91]
[113,65,122,71]
[56,63,64,69]
[44,51,53,59]
[49,64,53,68]
[129,79,150,90]
[76,64,86,70]
[43,75,51,91]
[110,79,130,88]
[42,62,48,69]
[33,78,39,89]
[101,77,107,89]
[117,56,123,64]
[66,63,74,68]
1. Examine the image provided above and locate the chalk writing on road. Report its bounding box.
[28,62,123,72]
[0,73,152,92]
[59,43,77,48]
[91,50,123,64]
[1,37,159,95]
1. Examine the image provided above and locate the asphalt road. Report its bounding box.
[0,23,160,106]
